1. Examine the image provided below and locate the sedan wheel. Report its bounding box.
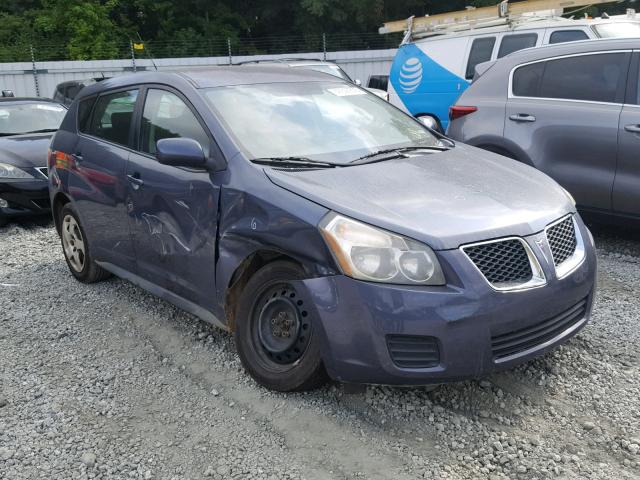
[61,214,86,272]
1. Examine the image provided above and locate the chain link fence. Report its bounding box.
[0,32,403,64]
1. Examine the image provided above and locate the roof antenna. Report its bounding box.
[137,32,158,71]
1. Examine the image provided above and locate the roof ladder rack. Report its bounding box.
[380,0,623,39]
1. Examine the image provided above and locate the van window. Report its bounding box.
[87,90,138,146]
[498,33,538,58]
[512,53,628,103]
[140,89,210,156]
[466,37,496,79]
[549,30,589,44]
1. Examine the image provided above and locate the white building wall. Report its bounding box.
[0,49,397,98]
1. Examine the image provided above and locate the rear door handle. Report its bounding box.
[624,124,640,133]
[127,174,144,190]
[509,114,536,123]
[74,152,83,163]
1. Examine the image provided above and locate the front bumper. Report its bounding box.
[0,178,51,219]
[300,219,596,385]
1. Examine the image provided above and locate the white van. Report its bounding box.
[386,11,640,131]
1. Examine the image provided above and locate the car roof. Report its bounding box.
[77,65,342,99]
[0,97,63,104]
[495,37,640,66]
[236,58,339,67]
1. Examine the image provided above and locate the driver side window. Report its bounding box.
[140,89,210,157]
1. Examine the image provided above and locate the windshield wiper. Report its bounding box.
[350,145,451,164]
[251,156,340,169]
[22,128,58,134]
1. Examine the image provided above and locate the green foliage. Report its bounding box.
[0,0,635,62]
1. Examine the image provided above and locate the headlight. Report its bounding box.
[0,163,34,179]
[319,212,445,285]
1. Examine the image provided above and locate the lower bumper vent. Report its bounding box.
[491,297,588,360]
[387,335,440,368]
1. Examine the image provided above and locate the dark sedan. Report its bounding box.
[0,98,66,226]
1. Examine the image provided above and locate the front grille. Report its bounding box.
[463,239,533,287]
[35,167,48,178]
[387,335,440,368]
[546,216,577,266]
[491,297,588,360]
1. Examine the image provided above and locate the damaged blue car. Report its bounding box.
[48,67,596,391]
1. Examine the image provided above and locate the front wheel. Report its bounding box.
[59,204,111,283]
[234,261,328,392]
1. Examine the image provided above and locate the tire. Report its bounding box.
[59,204,111,283]
[234,261,328,392]
[0,216,6,227]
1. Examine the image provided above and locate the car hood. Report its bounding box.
[265,144,575,250]
[0,133,52,168]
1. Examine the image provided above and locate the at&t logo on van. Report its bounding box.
[399,57,423,93]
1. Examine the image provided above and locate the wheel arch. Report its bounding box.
[52,192,72,234]
[223,250,308,332]
[466,135,535,167]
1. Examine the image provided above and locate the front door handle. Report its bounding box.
[127,174,144,190]
[624,124,640,133]
[509,114,536,123]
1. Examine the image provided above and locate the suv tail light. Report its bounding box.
[449,106,477,121]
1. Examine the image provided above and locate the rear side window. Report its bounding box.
[77,97,96,133]
[466,37,496,79]
[540,53,627,103]
[512,53,628,103]
[549,30,589,44]
[87,90,138,146]
[498,33,538,58]
[140,89,210,156]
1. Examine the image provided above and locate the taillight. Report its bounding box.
[449,106,477,121]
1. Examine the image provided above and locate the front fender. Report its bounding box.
[214,183,337,320]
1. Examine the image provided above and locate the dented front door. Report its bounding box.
[125,151,220,309]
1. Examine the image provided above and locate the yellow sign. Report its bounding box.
[133,43,144,50]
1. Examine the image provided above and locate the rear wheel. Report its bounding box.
[234,261,328,392]
[59,204,110,283]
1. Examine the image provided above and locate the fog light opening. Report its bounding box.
[0,197,8,208]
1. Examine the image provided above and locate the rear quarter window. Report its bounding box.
[77,97,95,133]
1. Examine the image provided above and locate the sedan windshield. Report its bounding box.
[0,102,66,136]
[594,22,640,38]
[204,82,441,164]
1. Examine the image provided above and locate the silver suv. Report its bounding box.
[447,38,640,223]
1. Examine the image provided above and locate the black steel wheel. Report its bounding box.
[235,261,328,392]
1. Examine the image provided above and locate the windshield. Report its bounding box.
[594,22,640,38]
[0,102,66,136]
[203,82,441,164]
[294,64,352,81]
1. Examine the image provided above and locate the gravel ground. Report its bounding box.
[0,219,638,480]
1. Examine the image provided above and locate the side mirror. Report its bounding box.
[354,79,362,86]
[417,115,443,134]
[156,138,207,168]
